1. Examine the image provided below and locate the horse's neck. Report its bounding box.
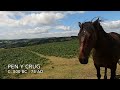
[94,25,110,49]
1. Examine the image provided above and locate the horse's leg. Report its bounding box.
[94,64,101,79]
[110,65,117,79]
[104,67,107,79]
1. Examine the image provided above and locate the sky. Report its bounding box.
[0,11,120,40]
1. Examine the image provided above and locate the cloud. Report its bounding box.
[55,25,71,30]
[0,11,85,39]
[0,11,85,27]
[65,11,85,14]
[0,11,26,27]
[15,27,49,35]
[0,24,75,39]
[101,20,120,29]
[0,30,79,40]
[19,12,65,26]
[6,26,51,37]
[100,20,120,34]
[36,30,79,38]
[0,11,65,27]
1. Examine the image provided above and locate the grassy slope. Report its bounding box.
[20,52,120,79]
[0,48,49,79]
[25,39,79,58]
[0,38,120,79]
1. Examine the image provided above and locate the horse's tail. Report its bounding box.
[118,59,120,65]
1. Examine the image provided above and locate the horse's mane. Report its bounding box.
[91,18,115,42]
[93,18,107,34]
[96,20,120,43]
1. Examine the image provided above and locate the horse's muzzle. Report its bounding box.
[79,58,88,64]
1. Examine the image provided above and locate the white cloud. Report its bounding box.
[37,30,79,38]
[15,27,49,35]
[100,20,120,34]
[0,11,85,39]
[65,11,85,14]
[18,12,65,26]
[55,25,71,30]
[0,11,85,27]
[0,11,15,19]
[7,26,51,36]
[0,11,65,27]
[0,30,79,40]
[101,20,120,29]
[0,11,26,27]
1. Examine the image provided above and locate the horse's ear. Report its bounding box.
[96,18,103,23]
[97,18,99,21]
[93,18,99,25]
[78,22,82,28]
[95,18,99,23]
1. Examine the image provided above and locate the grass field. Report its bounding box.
[25,39,79,58]
[0,48,49,79]
[19,53,120,79]
[0,38,120,79]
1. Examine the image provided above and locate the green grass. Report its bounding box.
[0,48,49,79]
[0,38,120,79]
[0,38,79,79]
[0,38,80,79]
[25,38,79,58]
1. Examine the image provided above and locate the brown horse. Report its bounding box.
[78,18,120,79]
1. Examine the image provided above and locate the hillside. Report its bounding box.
[0,36,78,49]
[0,37,79,79]
[0,37,120,79]
[0,48,49,79]
[20,54,120,79]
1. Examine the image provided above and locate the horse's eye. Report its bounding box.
[82,30,86,35]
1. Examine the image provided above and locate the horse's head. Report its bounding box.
[78,18,100,64]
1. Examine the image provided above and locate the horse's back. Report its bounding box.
[108,32,120,43]
[109,32,120,59]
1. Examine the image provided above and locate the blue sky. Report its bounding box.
[0,11,120,40]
